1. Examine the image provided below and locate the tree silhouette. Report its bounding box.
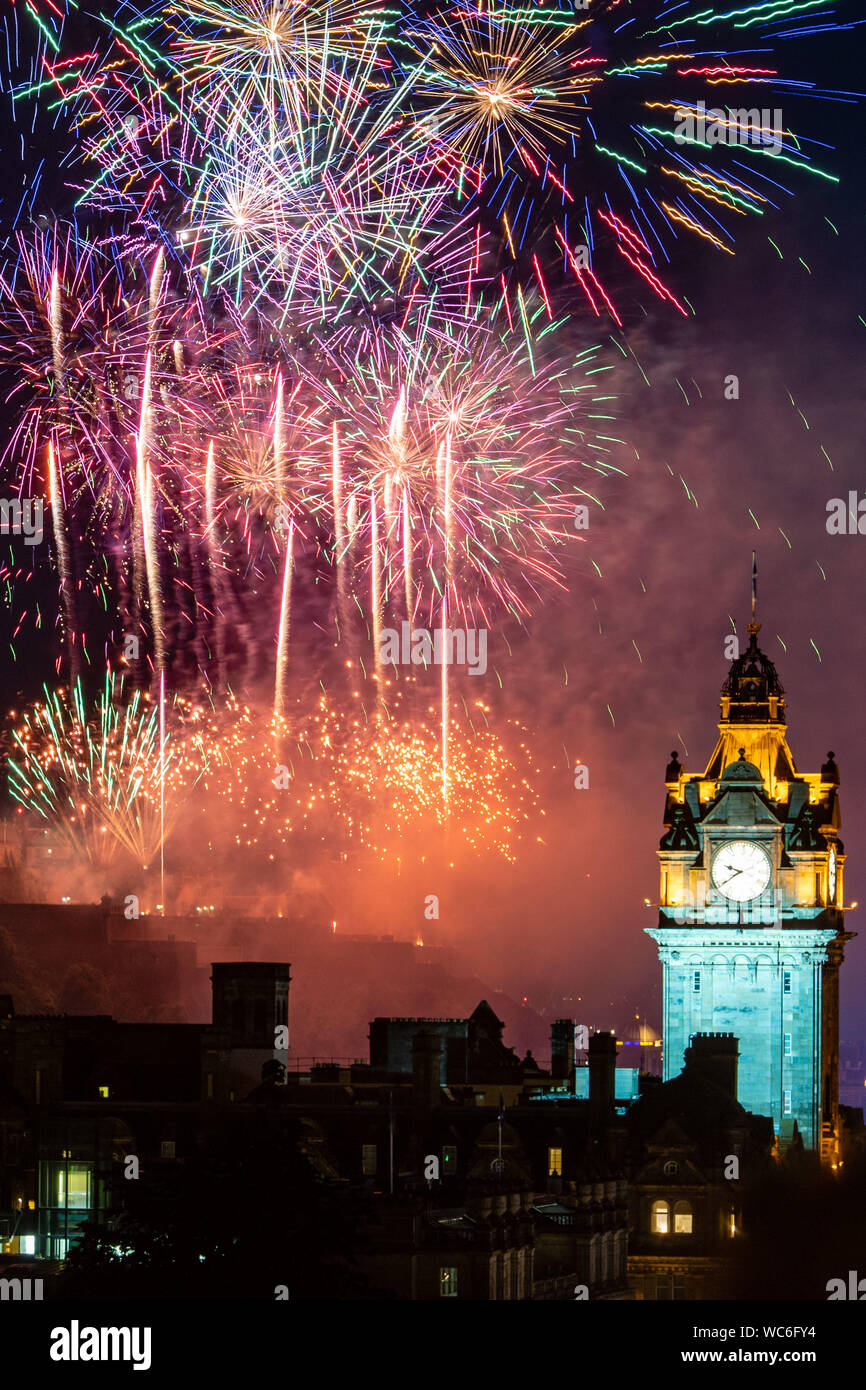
[57,1112,387,1300]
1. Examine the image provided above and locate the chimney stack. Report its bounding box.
[550,1019,577,1081]
[412,1031,442,1110]
[685,1032,739,1099]
[588,1031,617,1130]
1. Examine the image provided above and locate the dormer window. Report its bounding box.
[651,1200,669,1234]
[674,1201,693,1234]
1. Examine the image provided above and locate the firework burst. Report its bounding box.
[312,299,616,626]
[0,0,851,862]
[184,677,542,863]
[6,675,206,869]
[399,0,844,319]
[407,6,578,174]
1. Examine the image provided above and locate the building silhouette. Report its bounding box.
[0,979,630,1298]
[626,1032,774,1299]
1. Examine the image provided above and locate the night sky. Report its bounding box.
[356,17,866,1044]
[1,3,864,1051]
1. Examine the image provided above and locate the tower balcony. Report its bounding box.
[659,902,825,927]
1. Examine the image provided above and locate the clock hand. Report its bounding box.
[718,867,744,885]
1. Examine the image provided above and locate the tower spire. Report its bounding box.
[748,550,760,638]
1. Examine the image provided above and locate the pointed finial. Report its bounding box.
[821,751,839,784]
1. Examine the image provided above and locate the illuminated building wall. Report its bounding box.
[647,621,851,1158]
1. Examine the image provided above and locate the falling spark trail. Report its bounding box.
[275,518,294,715]
[331,422,347,621]
[46,267,80,676]
[137,351,165,675]
[274,372,286,503]
[147,247,165,348]
[441,593,449,808]
[159,668,166,915]
[47,438,77,676]
[48,268,63,384]
[204,440,217,538]
[402,486,413,620]
[440,429,454,808]
[370,488,383,686]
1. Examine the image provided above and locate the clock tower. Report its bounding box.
[647,615,853,1160]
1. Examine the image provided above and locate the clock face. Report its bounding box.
[711,840,772,902]
[829,848,837,903]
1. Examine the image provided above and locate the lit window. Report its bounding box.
[56,1164,91,1211]
[440,1266,458,1299]
[693,971,701,994]
[784,1033,792,1058]
[361,1143,377,1176]
[19,1236,35,1255]
[160,1141,176,1159]
[674,1201,693,1234]
[783,1090,792,1116]
[442,1145,457,1173]
[651,1200,669,1234]
[98,1085,109,1099]
[783,971,792,995]
[548,1146,563,1177]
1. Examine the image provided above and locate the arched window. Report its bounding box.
[651,1200,669,1234]
[674,1200,693,1234]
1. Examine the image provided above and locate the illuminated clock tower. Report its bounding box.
[647,612,853,1160]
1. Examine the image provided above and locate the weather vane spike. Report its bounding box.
[748,551,761,637]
